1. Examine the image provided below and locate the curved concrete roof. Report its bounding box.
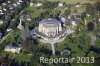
[43,23,59,28]
[40,18,61,24]
[40,18,61,28]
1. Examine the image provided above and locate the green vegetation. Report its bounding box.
[0,0,100,66]
[96,39,100,48]
[24,7,41,18]
[15,53,32,62]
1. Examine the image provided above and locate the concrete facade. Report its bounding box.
[35,18,66,41]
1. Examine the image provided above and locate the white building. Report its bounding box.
[6,28,12,32]
[0,20,3,25]
[8,1,11,4]
[35,18,67,55]
[13,3,18,7]
[17,0,23,5]
[3,8,7,11]
[30,0,33,7]
[30,2,33,7]
[35,18,67,41]
[38,18,62,37]
[58,3,63,7]
[98,19,100,21]
[19,0,23,3]
[4,44,22,53]
[60,17,78,26]
[71,21,77,26]
[61,49,71,55]
[2,3,7,6]
[60,17,66,23]
[75,4,81,8]
[35,3,42,7]
[0,9,4,15]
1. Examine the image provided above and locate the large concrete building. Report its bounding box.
[34,18,74,55]
[38,18,62,37]
[35,18,66,41]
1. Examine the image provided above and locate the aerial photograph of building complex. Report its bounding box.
[0,0,100,66]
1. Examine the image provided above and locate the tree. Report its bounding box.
[32,0,38,3]
[81,12,86,20]
[87,22,94,31]
[85,3,95,16]
[94,2,100,15]
[64,9,71,17]
[42,1,58,9]
[9,20,18,30]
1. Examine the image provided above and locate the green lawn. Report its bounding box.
[24,7,42,18]
[0,29,21,53]
[96,39,100,48]
[56,36,85,57]
[15,53,32,62]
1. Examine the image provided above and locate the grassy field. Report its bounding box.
[47,0,99,4]
[24,7,41,18]
[15,53,32,62]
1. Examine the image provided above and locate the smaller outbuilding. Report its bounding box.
[61,49,71,56]
[75,3,81,8]
[0,20,3,25]
[0,9,4,15]
[35,3,42,7]
[58,2,63,7]
[60,17,78,26]
[6,27,13,32]
[19,0,23,3]
[4,44,22,53]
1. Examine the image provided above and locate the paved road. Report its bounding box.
[0,30,13,44]
[51,43,55,55]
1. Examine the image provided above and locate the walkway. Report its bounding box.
[90,35,96,46]
[0,30,13,44]
[39,29,74,55]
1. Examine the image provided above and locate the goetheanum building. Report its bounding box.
[34,18,74,55]
[35,18,66,41]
